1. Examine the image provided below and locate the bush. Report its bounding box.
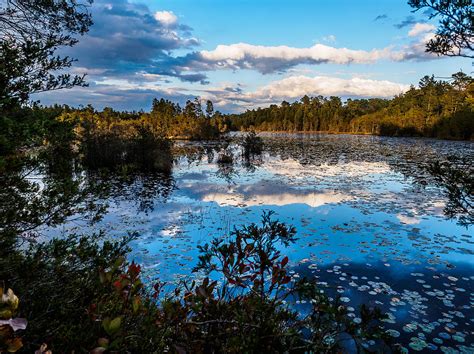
[1,213,393,353]
[80,121,172,173]
[0,233,137,352]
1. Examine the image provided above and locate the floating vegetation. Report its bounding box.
[409,337,427,351]
[386,329,400,338]
[43,134,474,352]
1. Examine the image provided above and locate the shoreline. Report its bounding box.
[234,130,474,142]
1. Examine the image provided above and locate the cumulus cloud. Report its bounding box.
[60,0,202,83]
[167,34,440,77]
[392,19,438,62]
[249,76,410,99]
[154,10,178,26]
[55,1,439,87]
[408,23,436,37]
[34,0,439,111]
[169,43,406,76]
[199,43,393,70]
[196,75,410,112]
[394,23,437,61]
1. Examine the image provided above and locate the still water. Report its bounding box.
[50,133,473,352]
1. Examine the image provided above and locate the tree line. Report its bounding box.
[46,97,232,144]
[228,72,474,140]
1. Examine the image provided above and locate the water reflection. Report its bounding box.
[27,135,176,238]
[102,172,175,214]
[201,187,351,208]
[44,133,473,352]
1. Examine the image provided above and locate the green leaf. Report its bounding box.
[109,316,122,334]
[103,316,122,336]
[132,296,141,313]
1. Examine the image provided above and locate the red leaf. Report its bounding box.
[113,280,122,290]
[128,262,141,277]
[281,256,289,267]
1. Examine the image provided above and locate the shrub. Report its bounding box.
[1,214,393,353]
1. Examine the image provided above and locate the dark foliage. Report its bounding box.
[0,107,108,245]
[0,233,135,352]
[426,156,474,226]
[0,0,93,108]
[408,0,473,58]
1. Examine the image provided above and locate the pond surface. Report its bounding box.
[48,133,473,352]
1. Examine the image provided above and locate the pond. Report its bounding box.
[46,133,473,352]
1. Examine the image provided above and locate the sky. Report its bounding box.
[35,0,472,113]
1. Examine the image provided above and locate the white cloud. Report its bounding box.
[408,23,436,37]
[202,191,351,208]
[196,75,410,111]
[199,43,394,69]
[198,74,411,111]
[175,39,439,76]
[248,75,410,100]
[154,10,178,26]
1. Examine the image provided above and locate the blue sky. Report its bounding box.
[36,0,472,112]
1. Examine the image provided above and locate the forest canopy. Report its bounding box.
[227,72,474,140]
